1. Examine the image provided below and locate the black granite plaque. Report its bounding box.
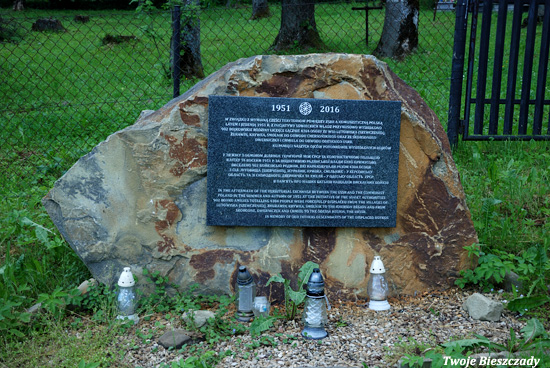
[206,95,401,228]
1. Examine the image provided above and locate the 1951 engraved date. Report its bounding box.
[272,104,290,112]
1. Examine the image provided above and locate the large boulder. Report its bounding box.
[43,54,477,300]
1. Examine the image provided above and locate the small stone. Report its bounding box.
[73,15,90,23]
[31,18,66,32]
[77,278,97,295]
[463,293,504,322]
[158,329,191,349]
[502,271,523,293]
[182,310,215,328]
[26,302,43,314]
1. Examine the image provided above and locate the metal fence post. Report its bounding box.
[447,0,468,147]
[172,5,182,98]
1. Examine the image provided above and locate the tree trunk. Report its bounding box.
[270,0,324,51]
[375,0,419,59]
[13,0,25,11]
[251,0,270,20]
[177,0,205,79]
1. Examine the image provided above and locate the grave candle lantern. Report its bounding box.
[235,266,256,322]
[367,256,391,311]
[116,267,139,324]
[302,268,330,340]
[253,296,270,318]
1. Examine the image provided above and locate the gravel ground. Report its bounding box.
[120,288,524,368]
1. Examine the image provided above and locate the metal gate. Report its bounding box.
[447,0,550,146]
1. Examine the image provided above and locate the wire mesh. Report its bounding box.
[0,3,456,196]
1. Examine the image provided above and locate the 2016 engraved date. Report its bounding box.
[320,105,340,113]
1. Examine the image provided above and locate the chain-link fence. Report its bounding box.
[1,3,456,196]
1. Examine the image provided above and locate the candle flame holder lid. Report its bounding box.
[306,268,325,295]
[237,266,253,285]
[369,256,386,274]
[118,267,135,287]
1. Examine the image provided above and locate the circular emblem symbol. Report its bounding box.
[299,102,312,116]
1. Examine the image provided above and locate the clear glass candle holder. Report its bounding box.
[253,296,270,318]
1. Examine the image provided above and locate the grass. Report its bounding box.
[454,140,550,254]
[0,3,549,367]
[1,316,129,367]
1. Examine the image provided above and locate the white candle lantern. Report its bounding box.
[116,267,139,324]
[235,266,256,322]
[302,268,330,340]
[367,256,391,311]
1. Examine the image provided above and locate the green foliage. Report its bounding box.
[249,314,276,337]
[455,244,513,290]
[167,350,218,368]
[0,19,22,43]
[130,0,158,12]
[136,327,154,343]
[178,291,246,345]
[442,318,550,354]
[518,242,550,296]
[173,283,204,312]
[137,272,239,318]
[266,261,318,321]
[454,142,550,303]
[385,335,442,367]
[424,345,470,368]
[419,0,437,9]
[401,354,429,368]
[0,196,90,338]
[138,269,176,313]
[199,298,247,344]
[507,295,550,313]
[401,319,550,368]
[77,360,101,368]
[506,242,550,313]
[77,282,119,323]
[456,242,550,297]
[0,298,32,338]
[1,209,84,298]
[36,286,81,320]
[1,315,129,367]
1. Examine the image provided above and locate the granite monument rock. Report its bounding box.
[43,54,478,300]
